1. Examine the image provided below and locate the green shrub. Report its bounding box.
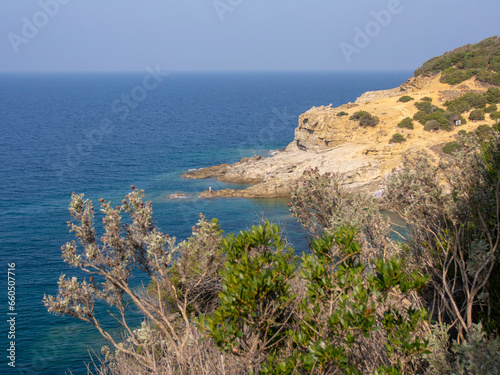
[491,111,500,121]
[477,70,500,86]
[350,110,380,127]
[398,95,414,103]
[199,222,297,373]
[337,111,349,117]
[389,133,406,143]
[485,104,498,113]
[469,109,486,121]
[458,129,467,135]
[397,117,414,130]
[273,226,429,374]
[425,323,500,375]
[421,96,433,102]
[453,324,500,374]
[485,87,500,104]
[414,104,456,131]
[442,141,464,155]
[414,100,435,113]
[445,92,488,114]
[441,67,477,85]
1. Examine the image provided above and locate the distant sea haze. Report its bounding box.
[0,71,410,374]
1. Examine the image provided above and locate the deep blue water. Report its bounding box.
[0,71,411,374]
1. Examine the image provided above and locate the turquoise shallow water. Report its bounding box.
[0,71,411,374]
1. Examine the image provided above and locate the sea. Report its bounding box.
[0,71,411,374]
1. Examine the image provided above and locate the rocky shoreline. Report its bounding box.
[181,74,497,199]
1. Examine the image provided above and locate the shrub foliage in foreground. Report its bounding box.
[44,130,500,374]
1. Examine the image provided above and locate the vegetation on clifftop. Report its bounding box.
[414,36,500,86]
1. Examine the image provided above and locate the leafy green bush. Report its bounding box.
[421,96,433,102]
[389,133,406,143]
[491,111,500,121]
[398,95,414,103]
[469,109,486,121]
[485,87,500,104]
[485,104,498,113]
[336,111,349,117]
[350,110,380,127]
[397,117,414,130]
[276,227,429,374]
[199,222,297,373]
[442,141,464,155]
[412,97,467,131]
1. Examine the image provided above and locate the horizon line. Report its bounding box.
[0,69,414,74]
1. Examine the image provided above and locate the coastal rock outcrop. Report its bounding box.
[182,73,496,199]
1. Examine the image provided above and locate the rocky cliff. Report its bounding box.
[183,73,497,198]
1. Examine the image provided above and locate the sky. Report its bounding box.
[1,0,499,72]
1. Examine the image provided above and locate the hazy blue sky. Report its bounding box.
[1,0,499,72]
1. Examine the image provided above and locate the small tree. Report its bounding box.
[43,187,227,373]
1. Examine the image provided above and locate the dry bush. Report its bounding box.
[43,187,231,374]
[289,168,394,261]
[385,134,500,340]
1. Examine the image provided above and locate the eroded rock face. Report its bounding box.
[293,107,360,151]
[183,74,495,199]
